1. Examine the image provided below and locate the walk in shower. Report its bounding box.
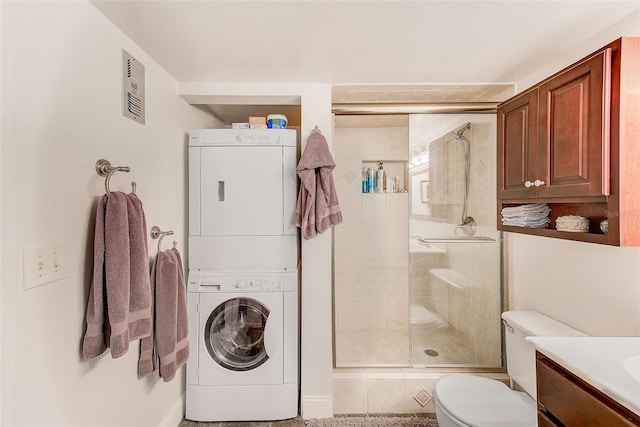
[333,113,502,369]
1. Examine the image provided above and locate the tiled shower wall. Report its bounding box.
[333,125,410,367]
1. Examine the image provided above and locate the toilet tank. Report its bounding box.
[501,311,587,399]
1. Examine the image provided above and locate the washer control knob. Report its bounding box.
[236,280,247,289]
[250,280,259,287]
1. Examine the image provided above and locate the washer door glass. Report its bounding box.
[204,297,270,371]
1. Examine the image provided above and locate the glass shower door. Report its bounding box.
[408,114,502,368]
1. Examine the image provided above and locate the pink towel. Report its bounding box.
[125,193,152,341]
[168,247,189,380]
[82,192,152,359]
[138,247,189,381]
[295,132,343,239]
[137,255,158,377]
[82,195,108,359]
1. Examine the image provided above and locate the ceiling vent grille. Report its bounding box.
[122,50,145,124]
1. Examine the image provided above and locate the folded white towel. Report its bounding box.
[501,203,551,228]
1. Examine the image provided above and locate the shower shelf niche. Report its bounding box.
[361,160,407,193]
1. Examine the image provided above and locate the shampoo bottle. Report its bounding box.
[368,167,376,192]
[376,162,385,192]
[362,167,369,193]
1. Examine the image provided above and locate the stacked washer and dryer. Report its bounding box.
[185,129,299,422]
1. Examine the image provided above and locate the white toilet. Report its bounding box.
[433,311,587,427]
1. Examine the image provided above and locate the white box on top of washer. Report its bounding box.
[188,129,298,271]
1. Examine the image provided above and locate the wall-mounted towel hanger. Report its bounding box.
[150,226,174,254]
[95,159,136,197]
[311,125,322,135]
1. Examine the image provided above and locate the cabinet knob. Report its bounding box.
[525,179,546,188]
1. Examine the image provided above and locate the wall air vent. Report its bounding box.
[122,49,145,124]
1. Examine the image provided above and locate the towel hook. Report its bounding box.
[150,226,174,254]
[95,159,135,197]
[311,125,322,135]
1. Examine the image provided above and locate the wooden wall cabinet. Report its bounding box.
[536,352,640,427]
[497,37,640,246]
[497,88,539,200]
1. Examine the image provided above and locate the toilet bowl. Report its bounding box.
[433,374,537,427]
[432,311,587,427]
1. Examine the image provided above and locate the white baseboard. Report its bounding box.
[301,395,333,419]
[160,393,185,427]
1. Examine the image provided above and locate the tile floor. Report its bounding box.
[180,414,438,427]
[179,417,304,427]
[410,325,477,366]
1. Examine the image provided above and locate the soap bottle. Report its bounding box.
[376,162,385,193]
[362,167,369,193]
[368,167,376,192]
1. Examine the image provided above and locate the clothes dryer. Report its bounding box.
[188,129,297,271]
[185,269,298,422]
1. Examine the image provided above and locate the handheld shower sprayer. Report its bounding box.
[451,123,476,236]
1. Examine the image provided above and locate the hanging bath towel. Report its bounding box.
[295,131,343,239]
[82,195,109,359]
[138,247,189,381]
[137,253,159,377]
[82,192,152,360]
[166,247,189,380]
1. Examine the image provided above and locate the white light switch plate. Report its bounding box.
[23,244,68,290]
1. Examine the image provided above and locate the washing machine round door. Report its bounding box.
[204,297,270,371]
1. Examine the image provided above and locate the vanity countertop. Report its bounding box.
[527,336,640,416]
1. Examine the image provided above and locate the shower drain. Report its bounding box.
[424,349,439,357]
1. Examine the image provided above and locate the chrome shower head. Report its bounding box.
[451,122,471,141]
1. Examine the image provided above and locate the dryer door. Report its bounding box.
[200,146,284,236]
[197,292,283,386]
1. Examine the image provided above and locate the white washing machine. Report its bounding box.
[185,269,298,422]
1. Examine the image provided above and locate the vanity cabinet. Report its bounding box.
[536,352,640,427]
[497,37,640,246]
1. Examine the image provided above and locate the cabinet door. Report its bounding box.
[497,89,539,200]
[537,412,559,427]
[200,146,283,236]
[537,353,639,427]
[538,49,612,198]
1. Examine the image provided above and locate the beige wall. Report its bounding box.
[508,10,640,336]
[0,2,220,425]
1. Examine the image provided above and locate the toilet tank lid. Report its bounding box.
[502,311,588,337]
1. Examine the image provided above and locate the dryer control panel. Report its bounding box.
[187,270,297,293]
[233,278,281,291]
